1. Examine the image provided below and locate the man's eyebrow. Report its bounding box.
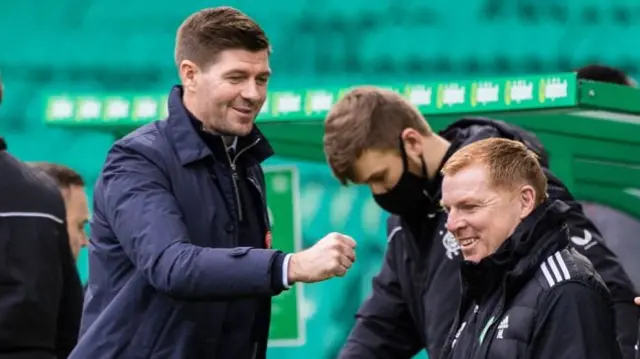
[440,197,480,210]
[223,69,271,77]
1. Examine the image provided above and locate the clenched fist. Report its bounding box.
[287,232,356,284]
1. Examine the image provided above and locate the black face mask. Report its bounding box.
[373,142,434,216]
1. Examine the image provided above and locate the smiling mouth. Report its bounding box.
[233,107,253,114]
[459,237,479,248]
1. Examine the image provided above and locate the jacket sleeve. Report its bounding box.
[338,221,422,359]
[545,170,639,358]
[529,281,623,359]
[99,142,286,300]
[54,223,83,359]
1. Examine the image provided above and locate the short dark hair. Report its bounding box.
[576,64,633,86]
[174,6,271,70]
[29,162,84,188]
[323,86,432,185]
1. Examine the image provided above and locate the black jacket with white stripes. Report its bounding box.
[0,146,83,359]
[339,118,638,359]
[440,199,622,359]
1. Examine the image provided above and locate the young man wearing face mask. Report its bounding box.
[324,86,638,359]
[438,137,621,359]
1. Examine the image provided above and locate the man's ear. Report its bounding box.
[519,185,537,219]
[400,128,424,158]
[179,60,200,92]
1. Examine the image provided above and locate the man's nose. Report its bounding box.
[446,209,463,233]
[241,82,262,102]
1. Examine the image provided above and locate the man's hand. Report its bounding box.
[634,297,640,306]
[287,232,356,284]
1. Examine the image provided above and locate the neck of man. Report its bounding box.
[422,134,451,180]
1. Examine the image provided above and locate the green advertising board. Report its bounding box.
[264,166,305,347]
[43,72,640,219]
[43,73,579,128]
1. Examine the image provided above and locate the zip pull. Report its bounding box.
[232,137,261,166]
[223,140,244,222]
[478,316,496,344]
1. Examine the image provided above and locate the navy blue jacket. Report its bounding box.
[70,86,288,359]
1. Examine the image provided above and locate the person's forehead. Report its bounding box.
[66,186,89,211]
[351,149,400,182]
[213,49,270,71]
[441,165,490,202]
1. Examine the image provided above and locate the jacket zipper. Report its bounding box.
[224,137,261,222]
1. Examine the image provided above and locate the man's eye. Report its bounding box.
[461,205,477,212]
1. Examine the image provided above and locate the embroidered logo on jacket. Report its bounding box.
[496,315,509,339]
[265,231,273,249]
[442,231,461,259]
[570,229,596,250]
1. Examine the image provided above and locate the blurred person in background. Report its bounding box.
[577,64,637,87]
[0,142,83,357]
[29,162,89,260]
[323,86,638,359]
[71,7,356,359]
[439,138,621,359]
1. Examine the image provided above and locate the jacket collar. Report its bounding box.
[459,199,571,301]
[166,85,274,166]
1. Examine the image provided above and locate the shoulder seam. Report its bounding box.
[387,226,402,242]
[0,211,64,224]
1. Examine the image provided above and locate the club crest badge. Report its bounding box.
[442,231,460,259]
[265,231,273,249]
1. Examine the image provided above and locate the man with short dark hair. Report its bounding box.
[0,141,83,358]
[30,162,89,260]
[324,86,637,359]
[70,7,357,359]
[439,138,621,359]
